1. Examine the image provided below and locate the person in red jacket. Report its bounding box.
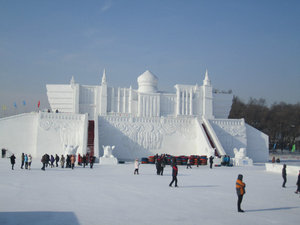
[236,174,246,212]
[169,160,178,187]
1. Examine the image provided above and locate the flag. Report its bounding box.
[291,144,296,152]
[2,105,7,111]
[23,100,26,106]
[14,102,17,108]
[38,100,40,108]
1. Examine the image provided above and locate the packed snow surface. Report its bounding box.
[0,159,299,225]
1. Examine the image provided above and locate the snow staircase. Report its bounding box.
[201,116,226,156]
[88,120,95,156]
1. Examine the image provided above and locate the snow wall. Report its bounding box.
[246,124,269,162]
[209,119,268,162]
[98,116,209,161]
[0,113,38,159]
[0,112,88,159]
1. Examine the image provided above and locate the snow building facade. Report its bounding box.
[0,70,269,162]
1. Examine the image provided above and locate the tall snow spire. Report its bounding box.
[101,69,107,85]
[203,69,211,86]
[70,76,75,88]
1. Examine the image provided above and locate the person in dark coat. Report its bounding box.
[41,154,47,171]
[295,170,300,194]
[186,158,192,169]
[169,161,178,187]
[90,155,95,169]
[45,154,50,167]
[236,174,246,212]
[82,155,87,168]
[55,154,60,167]
[50,155,55,168]
[66,155,71,168]
[156,156,161,175]
[21,153,25,169]
[10,154,16,170]
[209,156,214,169]
[160,158,165,175]
[282,164,287,188]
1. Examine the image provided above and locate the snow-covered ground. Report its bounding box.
[0,159,299,225]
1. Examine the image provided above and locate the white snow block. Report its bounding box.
[99,157,118,165]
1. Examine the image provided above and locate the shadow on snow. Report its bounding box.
[246,206,300,212]
[0,211,80,225]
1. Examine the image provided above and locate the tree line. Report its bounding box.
[229,96,300,151]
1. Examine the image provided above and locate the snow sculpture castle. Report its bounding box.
[44,70,268,162]
[0,69,269,162]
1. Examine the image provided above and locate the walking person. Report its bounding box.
[169,160,178,187]
[24,154,28,169]
[209,155,214,169]
[9,154,16,170]
[186,157,192,169]
[295,170,300,194]
[82,155,87,168]
[89,155,95,169]
[28,154,32,170]
[71,155,75,169]
[160,159,165,175]
[41,154,47,171]
[236,174,246,212]
[21,153,25,169]
[66,155,71,168]
[134,159,140,175]
[282,164,287,188]
[60,155,65,168]
[55,154,60,167]
[156,156,161,175]
[45,154,50,167]
[50,155,55,168]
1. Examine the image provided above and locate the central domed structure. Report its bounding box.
[137,70,158,93]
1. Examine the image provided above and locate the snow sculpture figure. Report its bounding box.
[102,145,115,158]
[100,145,118,165]
[234,148,246,160]
[233,148,253,166]
[64,145,79,155]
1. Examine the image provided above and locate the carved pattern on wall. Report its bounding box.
[210,119,246,138]
[99,116,197,150]
[39,113,84,151]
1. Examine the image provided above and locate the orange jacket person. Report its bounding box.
[236,174,246,212]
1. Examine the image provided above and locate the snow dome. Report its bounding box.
[137,70,158,93]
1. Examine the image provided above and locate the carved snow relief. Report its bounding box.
[99,116,197,151]
[209,119,247,157]
[39,113,84,154]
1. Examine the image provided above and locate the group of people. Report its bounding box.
[41,153,96,170]
[9,153,32,170]
[154,154,168,175]
[7,152,96,171]
[221,155,231,166]
[282,164,300,195]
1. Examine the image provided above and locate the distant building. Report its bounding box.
[0,69,268,162]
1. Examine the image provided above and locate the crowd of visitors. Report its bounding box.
[9,152,32,170]
[40,153,96,170]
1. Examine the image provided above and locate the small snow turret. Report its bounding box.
[203,69,211,86]
[102,69,107,85]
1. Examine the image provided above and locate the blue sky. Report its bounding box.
[0,0,299,115]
